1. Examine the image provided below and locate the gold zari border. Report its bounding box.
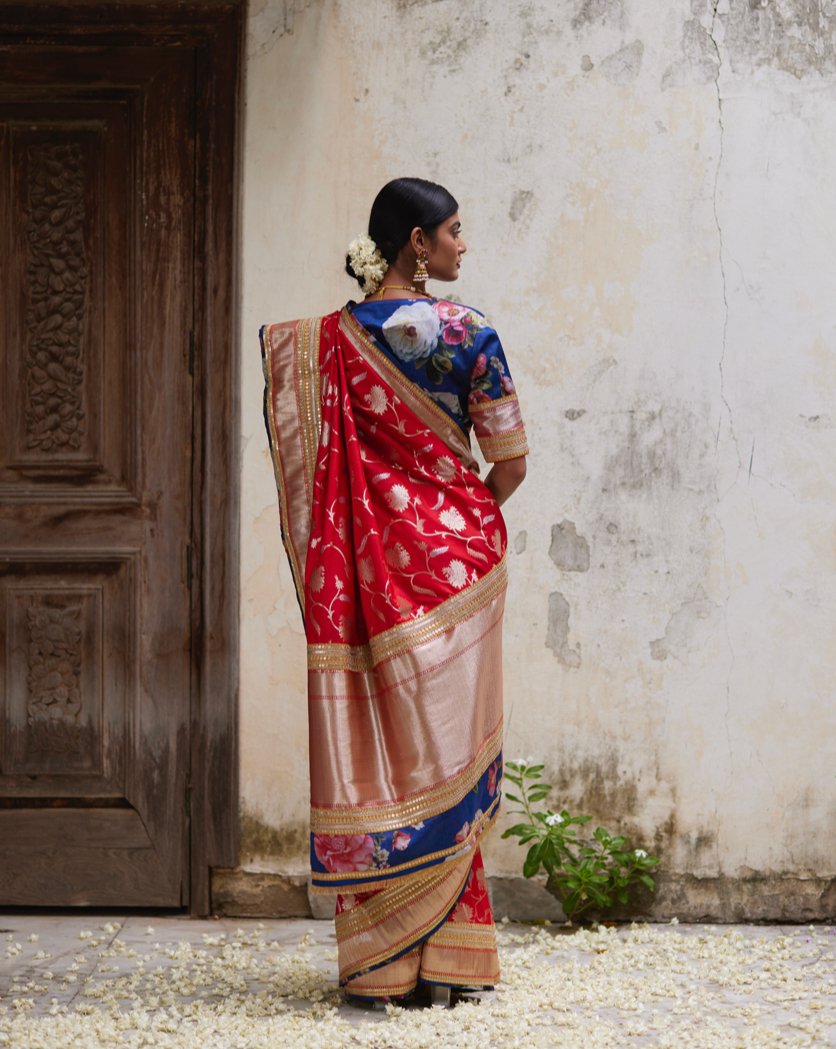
[426,924,498,950]
[260,317,322,615]
[310,723,502,837]
[308,555,507,672]
[478,427,530,461]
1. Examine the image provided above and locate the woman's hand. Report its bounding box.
[484,455,527,507]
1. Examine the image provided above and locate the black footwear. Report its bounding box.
[343,992,389,1011]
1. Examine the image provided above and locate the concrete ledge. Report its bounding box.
[209,867,836,922]
[651,873,836,923]
[211,869,310,918]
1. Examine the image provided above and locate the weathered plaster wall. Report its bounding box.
[236,0,836,919]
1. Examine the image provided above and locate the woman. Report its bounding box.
[260,178,528,1007]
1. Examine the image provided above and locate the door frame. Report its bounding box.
[0,0,242,915]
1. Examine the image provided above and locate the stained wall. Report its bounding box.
[236,0,836,919]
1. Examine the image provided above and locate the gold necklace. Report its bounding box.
[374,283,430,299]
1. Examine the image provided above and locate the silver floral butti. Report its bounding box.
[346,233,387,294]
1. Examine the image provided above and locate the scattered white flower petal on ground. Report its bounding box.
[0,920,833,1048]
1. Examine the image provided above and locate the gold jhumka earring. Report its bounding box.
[413,250,429,284]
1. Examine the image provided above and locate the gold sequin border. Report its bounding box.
[478,427,530,462]
[310,722,502,836]
[427,924,498,950]
[295,316,322,500]
[307,555,507,673]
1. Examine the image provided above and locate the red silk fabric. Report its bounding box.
[304,311,506,646]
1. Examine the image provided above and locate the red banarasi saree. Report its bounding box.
[260,303,528,998]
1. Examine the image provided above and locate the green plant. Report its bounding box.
[501,758,660,922]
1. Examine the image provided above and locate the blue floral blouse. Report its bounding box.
[350,297,529,463]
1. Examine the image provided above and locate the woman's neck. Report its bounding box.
[366,260,429,301]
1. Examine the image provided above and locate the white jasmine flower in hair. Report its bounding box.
[347,233,387,294]
[545,812,564,826]
[382,301,440,362]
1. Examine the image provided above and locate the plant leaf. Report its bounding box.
[523,842,543,879]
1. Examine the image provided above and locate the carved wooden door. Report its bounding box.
[0,48,195,905]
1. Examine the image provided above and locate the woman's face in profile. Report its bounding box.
[427,213,467,282]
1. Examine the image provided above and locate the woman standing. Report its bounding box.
[261,178,527,1007]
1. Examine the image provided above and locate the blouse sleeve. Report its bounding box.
[467,326,529,462]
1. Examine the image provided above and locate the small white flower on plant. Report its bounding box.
[382,301,440,362]
[634,849,648,858]
[545,813,564,827]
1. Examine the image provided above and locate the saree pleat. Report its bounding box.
[261,304,524,996]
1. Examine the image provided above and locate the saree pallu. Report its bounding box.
[261,306,512,996]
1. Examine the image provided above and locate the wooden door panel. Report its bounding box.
[1,555,133,789]
[2,100,133,496]
[0,48,194,906]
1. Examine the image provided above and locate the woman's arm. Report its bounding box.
[484,455,527,507]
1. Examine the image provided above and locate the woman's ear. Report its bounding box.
[408,226,426,255]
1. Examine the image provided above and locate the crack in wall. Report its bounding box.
[707,2,740,471]
[707,2,736,779]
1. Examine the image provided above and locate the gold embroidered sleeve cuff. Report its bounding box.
[469,394,530,462]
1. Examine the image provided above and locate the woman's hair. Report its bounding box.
[345,177,458,287]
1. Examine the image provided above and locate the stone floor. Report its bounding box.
[0,913,834,1047]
